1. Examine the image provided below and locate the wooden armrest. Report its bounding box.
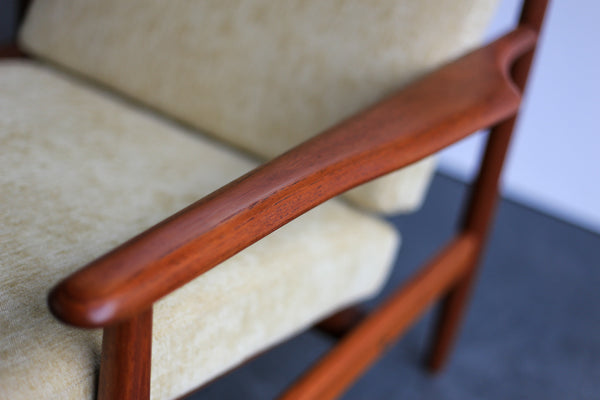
[49,27,536,328]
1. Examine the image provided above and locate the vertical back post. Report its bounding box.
[427,0,550,372]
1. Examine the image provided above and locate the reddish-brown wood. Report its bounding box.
[315,306,365,339]
[426,0,549,372]
[48,28,536,329]
[0,2,548,399]
[279,234,478,400]
[98,308,153,400]
[0,44,25,58]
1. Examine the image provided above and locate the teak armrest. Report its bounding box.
[48,28,536,328]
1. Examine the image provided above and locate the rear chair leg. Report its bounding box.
[425,0,548,372]
[427,258,480,371]
[426,116,517,372]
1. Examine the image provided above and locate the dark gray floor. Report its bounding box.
[189,173,600,400]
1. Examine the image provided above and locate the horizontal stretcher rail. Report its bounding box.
[280,233,480,400]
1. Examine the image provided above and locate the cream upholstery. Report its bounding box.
[19,0,497,214]
[0,62,399,400]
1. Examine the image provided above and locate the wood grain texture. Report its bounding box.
[48,28,537,328]
[427,0,549,372]
[279,234,478,400]
[98,308,152,400]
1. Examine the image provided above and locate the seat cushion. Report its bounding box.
[19,0,497,214]
[0,61,399,400]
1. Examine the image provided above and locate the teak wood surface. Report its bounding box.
[427,0,550,372]
[48,28,536,328]
[1,1,548,399]
[281,235,478,400]
[98,308,153,399]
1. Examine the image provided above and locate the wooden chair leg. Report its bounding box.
[315,306,365,339]
[280,235,478,400]
[426,0,548,372]
[98,308,153,400]
[426,115,518,372]
[426,259,479,371]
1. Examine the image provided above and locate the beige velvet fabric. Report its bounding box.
[0,62,399,400]
[19,0,497,214]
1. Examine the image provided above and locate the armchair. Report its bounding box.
[0,0,548,399]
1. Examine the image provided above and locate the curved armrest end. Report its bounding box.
[49,27,537,328]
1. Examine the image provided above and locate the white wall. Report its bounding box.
[439,0,600,233]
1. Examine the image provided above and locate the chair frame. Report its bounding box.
[1,0,549,398]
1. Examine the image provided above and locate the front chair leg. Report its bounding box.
[98,308,153,400]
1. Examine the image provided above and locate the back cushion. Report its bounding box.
[20,0,497,213]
